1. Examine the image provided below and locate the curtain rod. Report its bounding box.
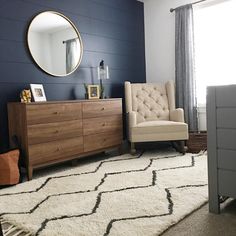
[170,0,208,12]
[63,37,78,44]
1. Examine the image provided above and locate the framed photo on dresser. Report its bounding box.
[30,84,47,102]
[87,85,100,99]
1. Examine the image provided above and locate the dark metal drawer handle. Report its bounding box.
[101,107,105,111]
[102,123,106,126]
[53,111,59,115]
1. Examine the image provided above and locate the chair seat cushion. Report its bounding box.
[130,120,188,142]
[134,120,188,133]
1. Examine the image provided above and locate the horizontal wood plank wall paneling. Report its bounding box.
[0,0,145,150]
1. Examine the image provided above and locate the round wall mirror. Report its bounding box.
[27,11,83,77]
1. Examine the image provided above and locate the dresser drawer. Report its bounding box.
[84,132,122,152]
[82,100,122,118]
[28,137,84,165]
[28,120,83,145]
[26,103,82,125]
[83,115,122,135]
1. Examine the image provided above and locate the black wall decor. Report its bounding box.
[0,0,146,150]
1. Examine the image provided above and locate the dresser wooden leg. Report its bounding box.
[118,145,123,155]
[27,166,33,181]
[71,160,77,166]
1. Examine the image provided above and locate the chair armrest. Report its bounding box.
[126,111,137,141]
[127,111,137,128]
[170,108,185,122]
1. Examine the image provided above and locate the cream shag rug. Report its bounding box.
[0,150,208,236]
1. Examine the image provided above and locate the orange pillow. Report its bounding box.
[0,149,20,185]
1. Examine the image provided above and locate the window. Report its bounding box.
[194,0,236,106]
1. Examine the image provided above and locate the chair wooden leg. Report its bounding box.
[0,221,3,236]
[179,141,187,154]
[173,141,187,154]
[130,142,136,155]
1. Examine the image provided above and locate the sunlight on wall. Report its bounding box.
[194,0,236,105]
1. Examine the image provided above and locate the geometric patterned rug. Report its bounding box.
[0,150,208,236]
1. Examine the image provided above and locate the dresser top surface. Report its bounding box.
[8,98,122,105]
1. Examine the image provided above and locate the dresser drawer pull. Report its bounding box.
[56,147,60,152]
[55,130,59,134]
[102,123,106,126]
[103,139,106,142]
[101,107,105,111]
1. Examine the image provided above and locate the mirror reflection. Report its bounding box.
[27,11,83,76]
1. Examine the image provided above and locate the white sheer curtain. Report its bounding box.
[66,38,80,73]
[194,0,236,106]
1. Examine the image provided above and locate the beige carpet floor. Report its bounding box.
[162,200,236,236]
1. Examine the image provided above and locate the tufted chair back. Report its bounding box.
[125,81,176,124]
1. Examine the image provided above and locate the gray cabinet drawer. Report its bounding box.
[217,108,236,128]
[218,149,236,171]
[217,129,236,150]
[218,169,236,198]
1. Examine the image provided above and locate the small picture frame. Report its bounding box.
[30,84,47,102]
[87,85,100,99]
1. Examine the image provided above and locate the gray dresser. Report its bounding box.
[207,85,236,213]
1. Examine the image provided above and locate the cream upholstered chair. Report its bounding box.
[125,81,188,153]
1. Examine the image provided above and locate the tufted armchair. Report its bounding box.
[125,81,188,153]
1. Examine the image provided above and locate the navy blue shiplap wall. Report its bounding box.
[0,0,146,150]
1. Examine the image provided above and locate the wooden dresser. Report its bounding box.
[8,99,123,180]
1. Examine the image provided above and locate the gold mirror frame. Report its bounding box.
[27,11,83,77]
